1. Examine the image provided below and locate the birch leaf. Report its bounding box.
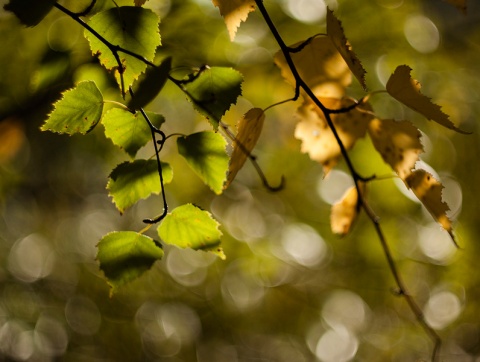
[386,65,468,134]
[368,119,423,180]
[327,8,367,90]
[331,184,364,236]
[134,0,148,5]
[444,0,466,14]
[405,170,456,245]
[212,0,256,41]
[225,108,265,189]
[274,36,352,99]
[295,98,373,174]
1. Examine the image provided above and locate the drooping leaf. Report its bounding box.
[294,98,373,174]
[128,57,172,110]
[225,108,265,189]
[326,8,367,90]
[107,159,173,213]
[102,109,165,158]
[84,7,161,91]
[212,0,256,41]
[177,131,229,195]
[405,169,456,245]
[158,204,225,259]
[444,0,466,14]
[184,67,243,130]
[274,36,352,99]
[97,231,163,295]
[4,0,57,27]
[330,184,364,236]
[41,81,104,135]
[386,65,468,134]
[134,0,148,6]
[368,119,423,180]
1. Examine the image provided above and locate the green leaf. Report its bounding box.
[184,67,243,130]
[103,109,165,158]
[107,159,173,213]
[41,81,104,135]
[97,231,163,295]
[4,0,57,27]
[84,6,161,91]
[128,57,172,110]
[177,132,229,195]
[158,204,225,259]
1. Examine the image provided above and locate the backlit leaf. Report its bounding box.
[368,119,423,180]
[386,65,468,134]
[212,0,256,41]
[102,109,165,158]
[177,131,229,195]
[134,0,148,6]
[97,231,163,295]
[158,204,225,259]
[184,67,243,130]
[41,81,104,135]
[274,36,352,99]
[128,57,172,110]
[331,184,364,236]
[225,108,265,189]
[4,0,57,27]
[405,169,456,245]
[107,159,173,213]
[327,8,367,90]
[85,7,161,91]
[295,98,372,174]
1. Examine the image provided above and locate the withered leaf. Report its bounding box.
[212,0,256,41]
[331,184,365,236]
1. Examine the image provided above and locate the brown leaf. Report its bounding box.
[224,108,265,189]
[212,0,256,41]
[368,119,423,180]
[134,0,148,6]
[294,98,373,174]
[331,184,365,236]
[444,0,467,14]
[405,169,456,245]
[326,8,367,90]
[274,36,352,99]
[386,65,468,134]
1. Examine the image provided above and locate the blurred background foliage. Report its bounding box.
[0,0,479,361]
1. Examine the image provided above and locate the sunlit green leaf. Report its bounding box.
[97,231,163,295]
[103,108,165,158]
[4,0,57,27]
[41,81,104,135]
[177,131,228,194]
[107,159,173,213]
[184,67,243,130]
[129,57,172,110]
[85,6,161,91]
[158,204,225,259]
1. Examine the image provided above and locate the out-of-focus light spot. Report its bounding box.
[279,223,328,267]
[442,175,463,220]
[8,234,55,283]
[315,326,358,362]
[282,0,329,24]
[221,260,265,311]
[64,295,101,336]
[0,320,34,361]
[317,170,354,205]
[48,17,81,52]
[375,0,404,9]
[322,290,370,332]
[404,15,440,54]
[418,223,457,264]
[424,291,462,329]
[34,314,68,357]
[166,247,215,287]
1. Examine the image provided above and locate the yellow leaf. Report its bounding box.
[294,98,372,174]
[386,65,468,134]
[444,0,466,14]
[331,184,365,236]
[326,8,367,90]
[134,0,148,6]
[212,0,256,41]
[224,108,265,189]
[405,170,456,245]
[368,119,423,180]
[274,36,352,99]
